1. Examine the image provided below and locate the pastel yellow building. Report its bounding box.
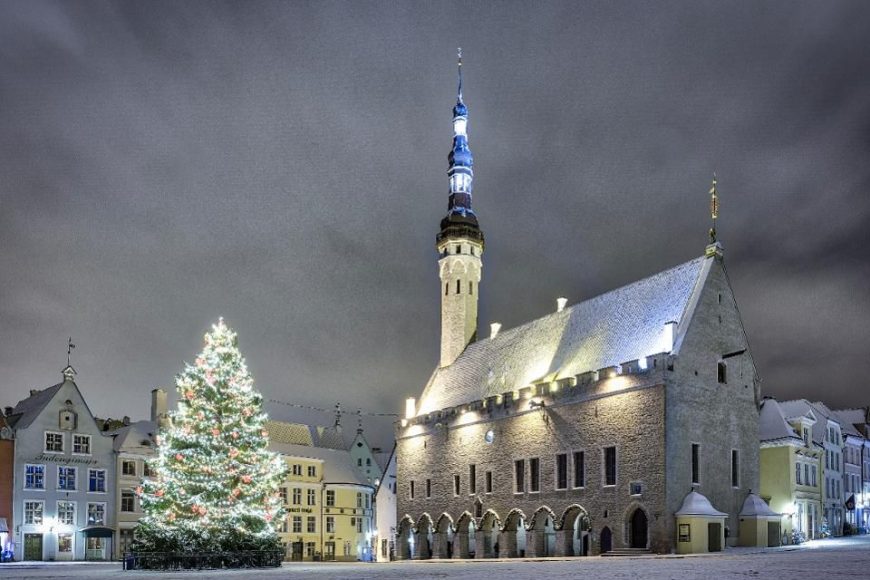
[267,421,374,561]
[759,398,822,541]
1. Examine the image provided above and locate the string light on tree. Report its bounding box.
[132,318,288,553]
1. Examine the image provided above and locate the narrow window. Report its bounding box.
[426,478,432,498]
[717,362,727,383]
[409,480,415,499]
[455,245,461,254]
[475,499,483,518]
[456,279,461,294]
[804,464,809,487]
[604,447,617,486]
[469,464,476,494]
[514,459,525,493]
[445,282,449,296]
[556,453,568,490]
[485,470,493,493]
[530,458,540,492]
[573,451,585,488]
[453,474,460,496]
[691,444,700,485]
[469,281,473,295]
[731,450,739,487]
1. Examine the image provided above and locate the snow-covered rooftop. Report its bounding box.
[739,493,780,518]
[675,491,727,517]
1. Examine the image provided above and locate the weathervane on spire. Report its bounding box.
[457,47,463,102]
[709,173,719,244]
[67,337,76,367]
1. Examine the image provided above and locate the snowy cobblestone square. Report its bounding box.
[2,536,869,579]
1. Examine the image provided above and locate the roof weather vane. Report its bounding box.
[67,337,76,367]
[709,173,719,244]
[457,47,463,101]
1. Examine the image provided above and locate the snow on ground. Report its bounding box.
[3,536,869,580]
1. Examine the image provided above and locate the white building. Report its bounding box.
[373,446,396,562]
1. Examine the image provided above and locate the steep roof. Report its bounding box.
[265,420,314,446]
[739,493,780,518]
[6,383,64,430]
[418,255,709,414]
[832,410,864,439]
[759,398,802,443]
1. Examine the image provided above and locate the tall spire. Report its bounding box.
[438,48,482,245]
[436,51,484,367]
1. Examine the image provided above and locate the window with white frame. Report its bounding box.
[292,516,302,533]
[326,490,335,506]
[307,465,316,477]
[357,517,363,533]
[72,434,91,455]
[88,469,106,492]
[279,487,287,504]
[25,464,45,489]
[122,460,136,476]
[25,500,44,525]
[357,492,363,508]
[326,516,335,533]
[292,464,302,476]
[307,516,316,533]
[45,431,63,453]
[292,488,301,505]
[121,490,135,512]
[87,502,106,525]
[58,466,76,491]
[57,500,76,525]
[307,489,316,506]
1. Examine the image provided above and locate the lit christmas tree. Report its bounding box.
[134,319,287,554]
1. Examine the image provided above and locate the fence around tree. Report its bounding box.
[124,550,283,570]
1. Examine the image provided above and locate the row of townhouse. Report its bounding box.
[0,366,392,562]
[759,398,870,541]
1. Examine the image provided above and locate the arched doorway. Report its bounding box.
[454,512,476,559]
[630,508,648,549]
[559,504,591,557]
[397,516,415,560]
[600,526,612,554]
[414,514,433,560]
[434,514,454,559]
[476,510,500,559]
[528,507,556,557]
[501,510,527,558]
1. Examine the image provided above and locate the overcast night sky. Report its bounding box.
[1,1,868,447]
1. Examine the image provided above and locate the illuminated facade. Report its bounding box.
[758,398,822,540]
[396,56,762,557]
[4,367,116,561]
[267,421,374,561]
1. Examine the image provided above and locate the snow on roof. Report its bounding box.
[418,255,709,414]
[675,491,727,517]
[7,383,63,430]
[759,398,802,443]
[739,493,780,518]
[265,420,314,446]
[832,410,863,439]
[113,420,157,452]
[779,400,825,445]
[268,440,369,486]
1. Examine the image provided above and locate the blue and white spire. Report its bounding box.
[447,47,474,217]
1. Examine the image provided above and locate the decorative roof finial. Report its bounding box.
[709,173,719,244]
[457,47,463,103]
[67,337,75,367]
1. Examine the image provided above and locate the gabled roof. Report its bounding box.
[6,383,64,430]
[265,420,314,446]
[832,410,864,439]
[418,255,710,414]
[759,398,803,443]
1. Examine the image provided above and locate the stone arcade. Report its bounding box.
[395,56,762,557]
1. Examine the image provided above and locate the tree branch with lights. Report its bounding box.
[133,319,287,554]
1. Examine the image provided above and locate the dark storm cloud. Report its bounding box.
[1,1,869,444]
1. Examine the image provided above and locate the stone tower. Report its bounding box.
[437,50,484,368]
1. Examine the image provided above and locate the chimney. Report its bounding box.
[122,416,131,426]
[151,388,167,424]
[30,389,40,397]
[4,406,12,416]
[557,297,567,312]
[490,322,502,339]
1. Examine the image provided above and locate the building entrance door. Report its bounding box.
[630,509,648,548]
[599,527,612,553]
[24,534,42,560]
[707,523,722,552]
[290,541,303,561]
[324,541,335,561]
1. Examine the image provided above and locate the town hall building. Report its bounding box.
[395,56,764,557]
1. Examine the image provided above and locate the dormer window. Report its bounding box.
[59,409,77,431]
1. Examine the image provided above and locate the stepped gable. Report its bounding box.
[418,255,707,415]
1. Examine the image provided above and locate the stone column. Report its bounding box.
[414,532,430,559]
[475,530,491,558]
[554,530,572,556]
[498,530,517,558]
[453,532,469,559]
[525,531,542,558]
